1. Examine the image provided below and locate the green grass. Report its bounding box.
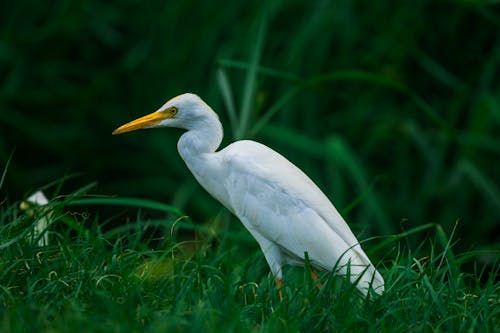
[1,188,498,332]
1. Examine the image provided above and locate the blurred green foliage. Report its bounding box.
[1,0,499,250]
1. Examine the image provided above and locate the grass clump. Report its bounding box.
[0,188,498,332]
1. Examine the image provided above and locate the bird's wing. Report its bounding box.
[219,140,384,293]
[221,141,363,247]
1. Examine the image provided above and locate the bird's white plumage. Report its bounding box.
[219,140,384,293]
[113,93,385,295]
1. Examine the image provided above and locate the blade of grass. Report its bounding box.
[51,182,97,204]
[236,7,268,139]
[260,123,324,157]
[342,175,384,215]
[435,222,460,282]
[69,197,185,216]
[34,173,82,196]
[458,159,500,210]
[249,86,302,137]
[101,219,208,239]
[326,136,393,234]
[216,68,238,134]
[413,49,467,91]
[369,223,437,254]
[218,58,301,83]
[412,257,442,308]
[0,150,14,191]
[488,94,500,125]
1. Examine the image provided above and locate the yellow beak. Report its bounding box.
[112,111,173,135]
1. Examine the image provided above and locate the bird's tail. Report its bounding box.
[338,246,385,296]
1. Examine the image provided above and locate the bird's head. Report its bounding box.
[112,93,215,135]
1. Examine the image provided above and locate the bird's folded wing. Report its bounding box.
[221,140,372,262]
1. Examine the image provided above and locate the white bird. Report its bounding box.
[112,93,385,296]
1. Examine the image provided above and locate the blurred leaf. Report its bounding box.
[216,68,237,134]
[236,7,268,139]
[0,150,14,191]
[457,159,500,210]
[70,197,185,216]
[260,124,324,157]
[250,86,302,137]
[325,136,393,234]
[413,49,467,91]
[218,58,300,83]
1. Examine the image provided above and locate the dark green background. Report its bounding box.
[1,1,499,252]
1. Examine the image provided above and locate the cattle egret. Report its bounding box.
[112,93,384,296]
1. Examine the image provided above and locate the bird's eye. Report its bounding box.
[169,107,178,115]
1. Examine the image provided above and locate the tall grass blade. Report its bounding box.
[0,150,14,191]
[217,58,301,82]
[458,159,500,209]
[70,197,185,216]
[250,86,302,137]
[342,175,383,215]
[435,222,460,286]
[260,124,324,157]
[216,68,238,134]
[369,223,437,254]
[413,49,466,91]
[326,136,393,234]
[236,7,268,139]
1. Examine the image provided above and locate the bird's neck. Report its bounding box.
[177,118,227,204]
[177,116,223,165]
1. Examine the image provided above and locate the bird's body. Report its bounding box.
[113,93,384,295]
